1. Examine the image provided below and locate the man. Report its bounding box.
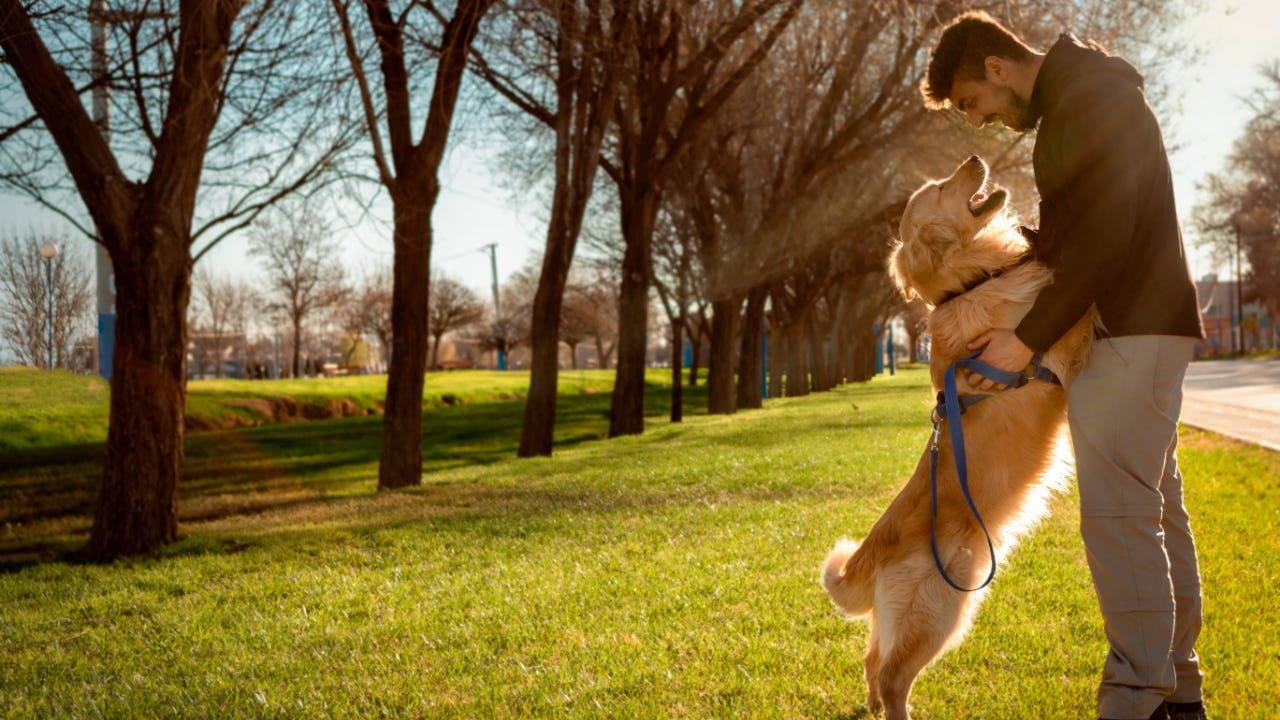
[920,12,1208,720]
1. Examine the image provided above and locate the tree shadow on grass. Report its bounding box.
[0,381,710,565]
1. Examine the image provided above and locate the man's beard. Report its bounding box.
[993,85,1033,132]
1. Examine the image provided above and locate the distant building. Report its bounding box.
[1195,274,1275,358]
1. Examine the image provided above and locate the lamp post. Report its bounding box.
[39,241,58,370]
[1234,221,1245,358]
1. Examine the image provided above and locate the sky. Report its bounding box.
[2,0,1277,301]
[1166,0,1277,278]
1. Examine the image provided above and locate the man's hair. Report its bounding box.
[921,11,1036,109]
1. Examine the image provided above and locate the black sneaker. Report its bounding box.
[1167,701,1208,720]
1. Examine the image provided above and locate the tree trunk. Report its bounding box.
[850,328,877,382]
[768,321,784,399]
[670,309,685,422]
[431,332,443,370]
[808,314,831,392]
[379,195,432,489]
[358,0,490,487]
[88,229,188,558]
[687,333,700,388]
[520,256,570,456]
[609,189,657,437]
[785,319,809,397]
[707,295,742,414]
[292,316,303,378]
[736,286,766,409]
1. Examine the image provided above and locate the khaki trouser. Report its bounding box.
[1068,335,1204,720]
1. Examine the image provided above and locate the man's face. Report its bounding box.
[948,77,1032,132]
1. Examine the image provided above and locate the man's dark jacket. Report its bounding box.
[1015,34,1204,351]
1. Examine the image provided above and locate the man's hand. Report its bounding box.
[966,328,1034,391]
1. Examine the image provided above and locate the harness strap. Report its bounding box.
[929,349,1060,592]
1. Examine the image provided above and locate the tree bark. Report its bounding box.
[292,316,303,378]
[609,189,657,437]
[670,309,684,423]
[784,317,809,397]
[379,183,434,488]
[521,258,570,454]
[807,313,831,392]
[706,294,742,414]
[736,285,766,409]
[90,225,189,557]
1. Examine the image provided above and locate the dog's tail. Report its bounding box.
[822,539,875,617]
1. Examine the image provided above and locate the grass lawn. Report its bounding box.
[0,367,1276,718]
[0,366,619,451]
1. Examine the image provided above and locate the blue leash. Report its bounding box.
[929,350,1059,592]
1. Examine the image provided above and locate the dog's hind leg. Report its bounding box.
[875,586,973,720]
[863,616,883,714]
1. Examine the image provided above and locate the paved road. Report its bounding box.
[1182,358,1280,452]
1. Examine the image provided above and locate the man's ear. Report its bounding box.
[984,56,1010,85]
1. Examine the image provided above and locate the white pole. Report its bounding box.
[39,242,58,369]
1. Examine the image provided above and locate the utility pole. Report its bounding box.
[90,0,116,379]
[87,3,168,379]
[1235,219,1245,357]
[480,243,505,370]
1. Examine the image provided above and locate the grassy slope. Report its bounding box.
[0,367,619,451]
[0,368,1276,719]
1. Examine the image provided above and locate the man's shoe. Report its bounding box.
[1167,700,1208,720]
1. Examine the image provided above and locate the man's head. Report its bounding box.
[921,11,1042,132]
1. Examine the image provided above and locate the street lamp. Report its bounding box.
[39,241,57,370]
[1234,220,1245,358]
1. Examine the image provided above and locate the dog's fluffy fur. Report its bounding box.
[821,156,1096,720]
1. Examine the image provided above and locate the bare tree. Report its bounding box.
[601,0,803,437]
[651,206,699,421]
[1,0,243,558]
[565,261,618,369]
[470,0,631,456]
[0,234,93,369]
[1194,62,1280,338]
[429,272,486,370]
[560,278,598,369]
[190,267,256,378]
[331,0,493,488]
[250,205,348,378]
[340,265,393,372]
[0,1,361,558]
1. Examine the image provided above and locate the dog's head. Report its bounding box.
[889,156,1025,305]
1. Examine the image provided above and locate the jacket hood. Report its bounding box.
[1025,34,1144,128]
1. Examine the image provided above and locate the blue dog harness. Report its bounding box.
[929,350,1061,592]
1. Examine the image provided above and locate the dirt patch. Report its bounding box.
[185,396,381,432]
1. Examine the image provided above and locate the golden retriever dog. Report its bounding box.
[821,156,1096,720]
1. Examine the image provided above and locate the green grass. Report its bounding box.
[0,367,1276,718]
[0,367,112,450]
[0,367,619,450]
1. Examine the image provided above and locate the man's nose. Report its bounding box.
[966,111,985,127]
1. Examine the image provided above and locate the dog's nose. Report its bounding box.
[967,154,981,164]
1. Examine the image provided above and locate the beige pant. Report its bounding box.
[1068,335,1204,720]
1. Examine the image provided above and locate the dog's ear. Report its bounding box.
[916,222,957,252]
[887,239,917,301]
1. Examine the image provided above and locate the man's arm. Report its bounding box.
[1014,74,1152,350]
